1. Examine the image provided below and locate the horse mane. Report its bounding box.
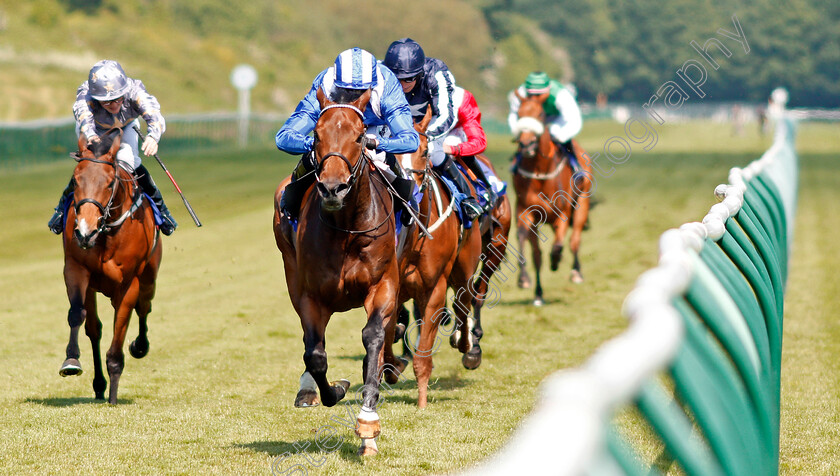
[87,128,122,158]
[331,87,367,105]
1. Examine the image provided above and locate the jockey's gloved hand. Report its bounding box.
[364,134,379,151]
[86,135,101,147]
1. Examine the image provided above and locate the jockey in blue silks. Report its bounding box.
[276,47,419,221]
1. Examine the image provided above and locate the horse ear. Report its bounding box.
[317,87,331,109]
[419,105,432,130]
[77,133,88,153]
[536,91,550,104]
[352,88,372,112]
[107,129,122,158]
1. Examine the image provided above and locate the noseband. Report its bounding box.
[72,155,140,237]
[314,103,370,192]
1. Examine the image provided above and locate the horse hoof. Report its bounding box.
[570,270,584,284]
[462,348,482,370]
[128,340,149,359]
[533,297,544,307]
[294,389,320,408]
[95,392,106,400]
[384,357,407,385]
[59,359,83,377]
[358,438,379,456]
[518,275,531,289]
[331,379,351,402]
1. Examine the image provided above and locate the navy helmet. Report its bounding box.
[333,48,378,90]
[88,60,129,101]
[383,38,425,80]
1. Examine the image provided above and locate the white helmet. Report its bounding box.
[88,60,129,101]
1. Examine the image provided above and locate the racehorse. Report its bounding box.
[59,129,163,404]
[396,107,483,408]
[450,153,512,361]
[511,91,592,305]
[272,87,405,456]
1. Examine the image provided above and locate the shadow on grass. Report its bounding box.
[235,439,363,464]
[489,297,565,307]
[23,396,134,406]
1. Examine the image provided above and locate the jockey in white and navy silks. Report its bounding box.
[48,59,177,236]
[382,38,483,221]
[275,47,419,221]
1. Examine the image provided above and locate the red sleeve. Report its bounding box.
[453,90,487,157]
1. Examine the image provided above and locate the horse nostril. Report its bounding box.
[316,182,331,196]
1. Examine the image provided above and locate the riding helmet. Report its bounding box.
[333,48,379,89]
[383,38,425,80]
[524,72,551,95]
[88,60,130,101]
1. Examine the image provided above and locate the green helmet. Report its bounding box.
[524,72,550,94]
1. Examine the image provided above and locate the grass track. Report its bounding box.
[0,121,837,474]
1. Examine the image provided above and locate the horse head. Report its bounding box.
[402,105,433,188]
[313,87,371,212]
[71,128,122,249]
[513,91,550,160]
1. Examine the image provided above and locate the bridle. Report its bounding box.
[513,109,565,180]
[72,154,141,238]
[314,103,393,234]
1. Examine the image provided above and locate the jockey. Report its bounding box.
[382,38,483,221]
[276,47,419,222]
[48,60,177,235]
[507,71,583,172]
[442,86,499,210]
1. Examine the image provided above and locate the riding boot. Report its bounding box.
[554,139,581,173]
[460,155,498,210]
[435,156,482,221]
[135,164,177,236]
[48,178,75,234]
[280,151,318,220]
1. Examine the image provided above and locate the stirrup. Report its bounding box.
[461,198,482,221]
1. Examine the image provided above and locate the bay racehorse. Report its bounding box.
[511,90,592,305]
[59,129,163,404]
[273,87,406,456]
[449,153,512,360]
[395,107,483,408]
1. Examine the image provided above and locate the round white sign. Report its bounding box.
[231,64,258,91]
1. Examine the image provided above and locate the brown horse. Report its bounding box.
[512,91,592,305]
[273,88,406,456]
[449,153,512,359]
[59,129,163,404]
[395,107,483,408]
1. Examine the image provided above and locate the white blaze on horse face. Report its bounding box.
[77,218,91,237]
[400,153,413,171]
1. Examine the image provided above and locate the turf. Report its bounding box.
[0,120,836,474]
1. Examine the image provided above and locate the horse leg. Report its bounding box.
[516,224,532,289]
[528,226,545,306]
[105,279,140,404]
[60,264,89,377]
[569,192,591,284]
[411,281,446,409]
[129,268,157,359]
[550,214,571,272]
[82,288,107,400]
[298,297,349,409]
[381,305,407,386]
[356,280,398,456]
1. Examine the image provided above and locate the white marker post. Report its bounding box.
[230,64,258,148]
